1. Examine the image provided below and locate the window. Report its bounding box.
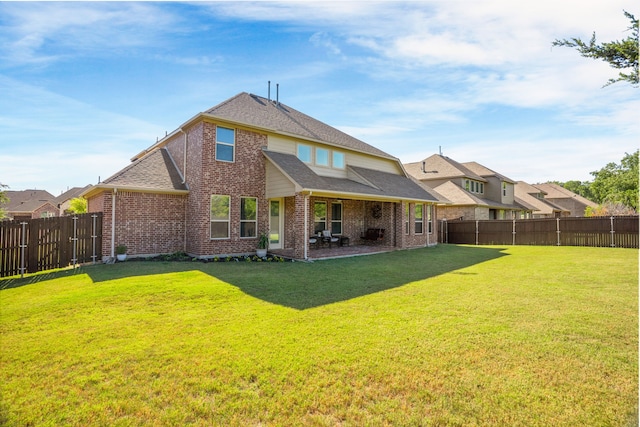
[333,151,345,169]
[427,204,433,233]
[465,180,470,191]
[313,201,327,234]
[502,182,507,196]
[479,183,484,194]
[404,202,410,235]
[216,126,235,162]
[331,203,342,235]
[297,144,312,163]
[414,204,423,234]
[240,197,257,238]
[210,195,230,239]
[316,148,329,166]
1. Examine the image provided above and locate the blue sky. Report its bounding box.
[1,1,638,196]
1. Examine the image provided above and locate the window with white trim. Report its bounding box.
[210,195,230,239]
[240,197,257,238]
[333,151,345,169]
[215,126,235,162]
[297,144,312,163]
[414,204,423,234]
[316,147,329,166]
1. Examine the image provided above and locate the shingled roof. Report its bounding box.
[405,154,487,182]
[263,150,438,202]
[95,148,187,193]
[205,92,392,159]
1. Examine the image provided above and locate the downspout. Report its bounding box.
[111,188,117,258]
[426,204,430,247]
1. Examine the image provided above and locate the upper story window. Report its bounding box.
[297,143,345,170]
[297,144,312,163]
[316,148,329,166]
[503,182,507,196]
[216,126,235,162]
[465,179,484,194]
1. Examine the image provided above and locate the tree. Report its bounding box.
[590,150,639,211]
[0,182,9,220]
[553,11,639,87]
[553,180,594,200]
[67,197,87,214]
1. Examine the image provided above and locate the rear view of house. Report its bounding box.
[83,92,441,260]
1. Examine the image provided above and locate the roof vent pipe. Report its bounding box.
[276,83,279,107]
[268,81,271,101]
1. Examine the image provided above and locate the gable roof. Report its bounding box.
[462,161,515,184]
[405,154,487,182]
[263,150,439,202]
[82,149,188,198]
[55,185,91,204]
[432,181,520,209]
[533,183,598,207]
[206,92,392,158]
[5,189,56,213]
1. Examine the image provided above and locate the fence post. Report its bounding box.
[556,217,561,246]
[475,220,479,245]
[512,219,516,246]
[20,221,27,278]
[72,216,78,268]
[610,216,615,247]
[91,214,98,264]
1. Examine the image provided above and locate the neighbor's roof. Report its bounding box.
[82,149,188,197]
[55,185,91,204]
[462,161,515,184]
[405,154,487,182]
[433,181,521,209]
[263,150,439,202]
[4,189,56,213]
[533,183,598,207]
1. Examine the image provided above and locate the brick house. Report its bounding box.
[514,181,570,218]
[532,183,597,217]
[82,92,441,260]
[405,154,529,220]
[3,190,59,221]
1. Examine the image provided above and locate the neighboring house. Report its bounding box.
[3,190,58,221]
[514,181,570,218]
[533,183,598,217]
[82,92,442,260]
[405,154,528,221]
[55,185,91,215]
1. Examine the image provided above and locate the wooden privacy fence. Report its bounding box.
[440,216,638,248]
[0,213,102,278]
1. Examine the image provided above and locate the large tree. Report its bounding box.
[590,150,639,211]
[553,11,639,87]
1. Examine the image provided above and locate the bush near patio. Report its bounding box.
[0,245,637,426]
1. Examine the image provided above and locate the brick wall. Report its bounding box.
[183,122,269,257]
[90,190,186,257]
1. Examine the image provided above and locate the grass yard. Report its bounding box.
[0,245,637,426]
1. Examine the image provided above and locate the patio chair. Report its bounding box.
[322,230,340,248]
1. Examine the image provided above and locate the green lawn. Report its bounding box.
[1,245,637,426]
